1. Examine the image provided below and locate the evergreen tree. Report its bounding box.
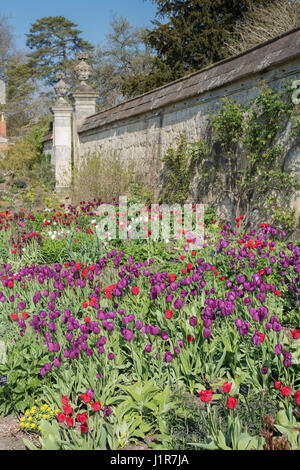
[26,16,94,86]
[122,0,275,96]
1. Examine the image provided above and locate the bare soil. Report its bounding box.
[0,415,30,450]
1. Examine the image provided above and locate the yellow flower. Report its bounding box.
[42,414,48,420]
[27,416,32,422]
[25,411,29,416]
[20,417,26,422]
[55,409,60,413]
[38,425,41,431]
[25,423,30,428]
[30,423,36,429]
[20,422,25,428]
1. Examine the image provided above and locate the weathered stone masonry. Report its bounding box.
[43,27,300,218]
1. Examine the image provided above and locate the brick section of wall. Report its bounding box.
[0,119,6,139]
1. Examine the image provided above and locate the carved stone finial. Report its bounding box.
[54,73,69,98]
[75,52,92,85]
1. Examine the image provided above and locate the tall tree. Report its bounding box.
[0,14,15,79]
[224,0,300,56]
[26,16,94,86]
[91,16,154,109]
[123,0,275,96]
[0,13,49,136]
[5,51,51,136]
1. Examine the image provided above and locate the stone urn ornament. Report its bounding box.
[54,73,69,103]
[75,52,92,85]
[54,73,68,97]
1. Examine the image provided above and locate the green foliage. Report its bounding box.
[275,407,300,449]
[0,329,51,415]
[26,16,94,87]
[91,15,154,110]
[190,414,264,450]
[0,124,50,173]
[161,133,203,204]
[212,98,245,151]
[129,182,154,208]
[124,0,275,95]
[40,237,69,264]
[71,151,135,205]
[210,81,299,230]
[204,207,217,226]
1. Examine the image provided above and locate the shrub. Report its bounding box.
[0,125,48,173]
[71,151,136,205]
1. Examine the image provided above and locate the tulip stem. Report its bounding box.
[243,395,258,431]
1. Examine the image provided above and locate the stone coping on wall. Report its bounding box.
[41,130,53,143]
[78,26,300,135]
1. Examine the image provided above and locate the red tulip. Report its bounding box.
[80,422,89,434]
[76,413,88,423]
[199,390,213,403]
[91,401,101,411]
[62,396,69,405]
[165,310,173,320]
[132,286,139,295]
[222,382,233,394]
[65,417,74,427]
[280,386,291,397]
[57,413,66,423]
[227,397,238,409]
[292,330,300,340]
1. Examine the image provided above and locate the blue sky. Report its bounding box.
[2,0,158,50]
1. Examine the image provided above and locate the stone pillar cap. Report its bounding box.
[72,83,98,96]
[51,97,73,110]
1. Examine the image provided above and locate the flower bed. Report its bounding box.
[0,202,299,450]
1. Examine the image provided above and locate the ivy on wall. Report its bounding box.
[161,80,300,232]
[160,133,208,205]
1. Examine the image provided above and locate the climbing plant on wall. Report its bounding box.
[161,80,300,232]
[160,133,208,205]
[210,81,299,230]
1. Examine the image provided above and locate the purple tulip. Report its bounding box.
[164,352,173,363]
[189,316,198,327]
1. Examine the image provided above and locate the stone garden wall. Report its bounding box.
[43,27,300,223]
